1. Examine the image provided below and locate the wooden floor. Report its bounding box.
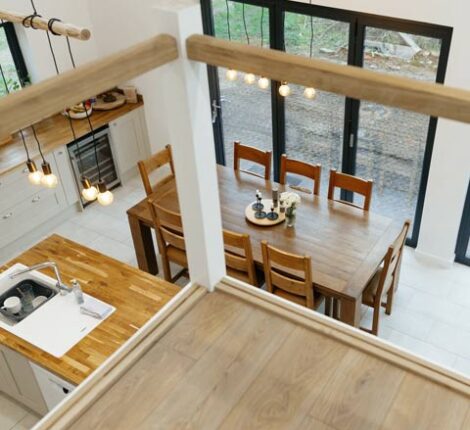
[68,290,470,430]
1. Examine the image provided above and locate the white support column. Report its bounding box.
[152,1,226,290]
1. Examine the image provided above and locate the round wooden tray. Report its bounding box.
[245,199,286,226]
[94,92,126,111]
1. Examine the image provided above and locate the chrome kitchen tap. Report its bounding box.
[9,262,72,295]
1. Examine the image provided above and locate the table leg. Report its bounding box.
[339,297,362,328]
[128,214,159,275]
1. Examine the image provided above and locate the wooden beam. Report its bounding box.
[0,9,91,41]
[0,34,178,136]
[186,34,470,125]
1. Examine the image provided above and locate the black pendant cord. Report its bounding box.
[225,0,231,41]
[260,7,264,48]
[0,61,32,161]
[242,3,250,45]
[31,125,46,163]
[309,1,314,58]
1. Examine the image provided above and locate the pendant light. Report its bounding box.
[0,60,42,185]
[278,13,291,97]
[97,180,114,206]
[29,125,58,188]
[224,0,238,81]
[257,8,270,90]
[279,81,292,97]
[304,2,317,100]
[241,4,256,85]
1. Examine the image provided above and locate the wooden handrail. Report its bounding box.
[0,9,91,41]
[0,34,178,136]
[186,34,470,124]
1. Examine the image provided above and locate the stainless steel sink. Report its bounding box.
[0,279,57,326]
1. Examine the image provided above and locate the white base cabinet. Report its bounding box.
[0,345,48,415]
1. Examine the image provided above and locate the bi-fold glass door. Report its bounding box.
[202,0,452,247]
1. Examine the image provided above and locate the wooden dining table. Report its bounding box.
[127,164,403,328]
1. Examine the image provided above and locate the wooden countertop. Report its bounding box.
[0,101,144,176]
[0,235,180,385]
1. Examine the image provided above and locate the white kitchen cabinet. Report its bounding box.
[31,363,75,411]
[0,347,16,396]
[53,146,79,206]
[109,107,150,180]
[0,345,48,415]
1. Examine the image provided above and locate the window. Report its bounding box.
[0,22,28,96]
[201,0,452,247]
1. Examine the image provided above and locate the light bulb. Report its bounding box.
[82,186,98,201]
[41,173,58,188]
[26,160,43,185]
[279,82,291,97]
[244,73,256,85]
[98,190,114,206]
[29,170,43,185]
[258,76,270,89]
[40,161,58,188]
[226,69,238,81]
[97,180,114,206]
[304,87,317,100]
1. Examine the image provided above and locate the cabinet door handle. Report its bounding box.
[57,151,63,155]
[32,196,41,203]
[2,212,13,220]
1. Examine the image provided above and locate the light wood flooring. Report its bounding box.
[68,289,469,430]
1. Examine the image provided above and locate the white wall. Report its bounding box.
[292,2,470,263]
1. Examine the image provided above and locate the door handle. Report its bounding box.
[349,132,355,148]
[211,100,221,124]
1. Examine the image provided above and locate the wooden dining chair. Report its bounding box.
[148,198,187,283]
[261,241,325,311]
[233,141,272,180]
[327,168,374,211]
[279,154,321,195]
[223,229,261,287]
[138,144,175,196]
[361,220,411,335]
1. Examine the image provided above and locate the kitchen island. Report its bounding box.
[0,234,180,386]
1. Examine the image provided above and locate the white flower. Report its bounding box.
[280,192,301,208]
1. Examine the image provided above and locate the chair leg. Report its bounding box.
[371,304,380,336]
[324,297,332,316]
[333,299,340,320]
[385,287,394,315]
[161,254,172,282]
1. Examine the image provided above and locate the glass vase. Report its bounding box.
[286,207,296,228]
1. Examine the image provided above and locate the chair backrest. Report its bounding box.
[327,168,373,211]
[148,199,185,253]
[374,220,411,303]
[279,154,321,195]
[138,144,175,196]
[261,241,314,309]
[233,141,272,180]
[223,229,257,285]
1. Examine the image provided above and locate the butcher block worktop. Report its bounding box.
[0,234,180,385]
[0,100,143,176]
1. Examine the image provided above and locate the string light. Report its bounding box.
[258,76,269,89]
[279,81,291,97]
[244,73,256,84]
[224,0,238,81]
[304,2,317,100]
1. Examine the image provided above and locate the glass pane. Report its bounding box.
[284,14,349,194]
[356,28,442,231]
[0,26,21,97]
[212,1,271,173]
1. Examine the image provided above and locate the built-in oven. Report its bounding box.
[67,126,120,206]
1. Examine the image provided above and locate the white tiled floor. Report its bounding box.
[1,174,469,428]
[0,393,40,430]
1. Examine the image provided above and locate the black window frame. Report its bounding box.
[201,0,453,248]
[0,21,29,88]
[455,180,470,266]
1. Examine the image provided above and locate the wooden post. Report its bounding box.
[0,9,91,40]
[153,1,226,291]
[186,34,470,124]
